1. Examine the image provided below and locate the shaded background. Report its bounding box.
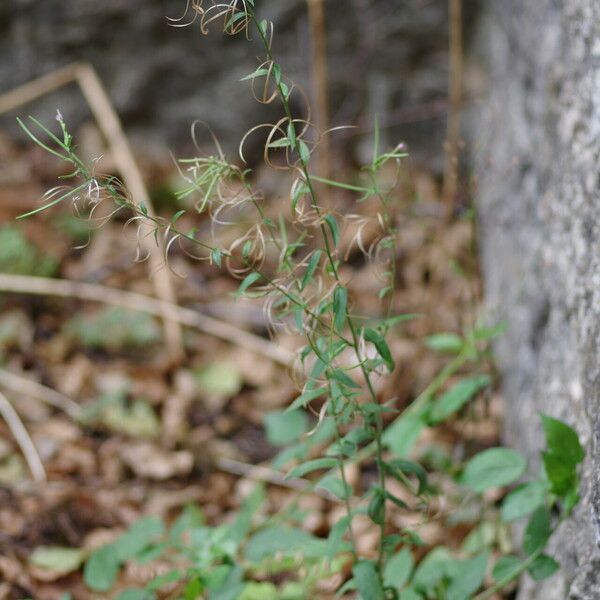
[1,0,480,171]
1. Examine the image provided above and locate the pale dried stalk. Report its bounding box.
[0,62,184,362]
[0,273,294,368]
[307,0,332,181]
[442,0,463,211]
[0,391,46,482]
[0,369,81,419]
[215,456,339,502]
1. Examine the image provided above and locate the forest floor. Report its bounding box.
[0,128,504,599]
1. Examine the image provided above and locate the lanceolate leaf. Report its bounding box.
[286,386,328,412]
[429,375,491,424]
[333,286,347,331]
[285,457,338,480]
[301,250,322,290]
[324,214,340,246]
[236,272,261,296]
[364,328,395,372]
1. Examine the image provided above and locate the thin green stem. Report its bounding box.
[252,12,389,573]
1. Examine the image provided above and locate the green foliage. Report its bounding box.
[19,2,585,598]
[65,307,161,351]
[461,448,526,492]
[0,225,57,277]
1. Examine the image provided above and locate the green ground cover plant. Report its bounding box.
[18,1,584,598]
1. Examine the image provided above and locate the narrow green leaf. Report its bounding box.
[368,488,386,525]
[425,333,463,354]
[301,249,322,290]
[285,457,338,480]
[236,272,261,296]
[287,122,297,147]
[298,140,311,163]
[240,67,270,81]
[429,375,491,424]
[386,459,428,495]
[324,214,340,245]
[286,386,328,412]
[364,328,395,371]
[333,286,347,331]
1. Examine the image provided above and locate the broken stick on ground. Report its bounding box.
[0,62,184,362]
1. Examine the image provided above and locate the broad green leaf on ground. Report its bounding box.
[116,590,150,600]
[29,546,85,576]
[412,547,454,592]
[113,516,165,561]
[461,448,526,492]
[195,361,243,399]
[460,522,496,554]
[383,413,426,458]
[528,554,560,581]
[523,505,551,556]
[446,552,489,600]
[492,555,522,582]
[84,545,120,591]
[244,526,326,562]
[501,481,548,522]
[353,560,384,600]
[264,409,309,446]
[384,547,414,591]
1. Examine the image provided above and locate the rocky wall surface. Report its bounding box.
[476,2,600,598]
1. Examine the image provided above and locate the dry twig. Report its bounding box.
[0,62,184,362]
[307,0,332,181]
[216,456,339,502]
[0,273,294,368]
[0,391,46,483]
[442,0,463,211]
[0,369,81,419]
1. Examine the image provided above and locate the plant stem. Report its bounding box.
[252,12,389,573]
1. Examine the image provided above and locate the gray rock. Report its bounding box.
[475,1,600,598]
